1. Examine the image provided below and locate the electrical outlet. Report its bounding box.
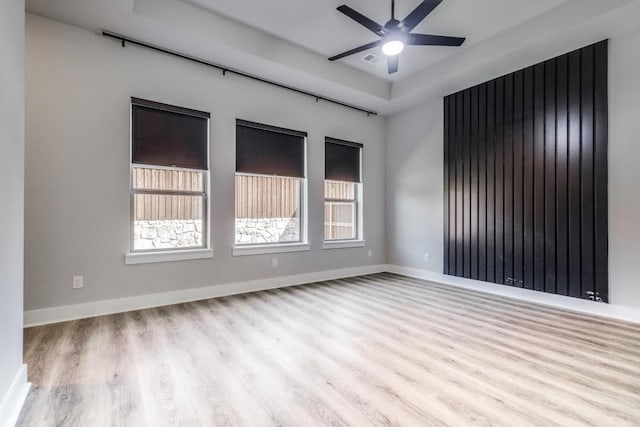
[367,250,373,258]
[272,258,278,268]
[424,253,430,262]
[72,275,84,289]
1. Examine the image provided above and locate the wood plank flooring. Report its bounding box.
[17,273,640,426]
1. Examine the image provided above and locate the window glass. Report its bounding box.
[324,180,356,240]
[132,167,206,251]
[235,175,301,245]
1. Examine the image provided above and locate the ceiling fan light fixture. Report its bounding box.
[382,39,404,56]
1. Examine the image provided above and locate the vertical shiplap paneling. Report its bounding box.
[494,77,505,284]
[486,80,496,283]
[463,90,472,278]
[523,66,535,290]
[455,91,465,277]
[443,40,608,301]
[555,53,570,296]
[580,45,595,301]
[567,49,583,299]
[533,63,546,293]
[513,70,525,288]
[504,74,515,286]
[448,97,457,275]
[544,58,558,295]
[444,96,450,276]
[470,86,480,280]
[478,83,488,282]
[593,41,609,302]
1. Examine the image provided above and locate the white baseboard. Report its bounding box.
[0,364,30,427]
[388,265,640,324]
[24,264,387,327]
[25,263,640,327]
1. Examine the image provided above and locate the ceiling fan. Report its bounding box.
[328,0,465,74]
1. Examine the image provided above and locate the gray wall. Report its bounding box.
[608,28,640,307]
[385,101,444,271]
[24,14,386,311]
[0,0,25,404]
[387,28,640,310]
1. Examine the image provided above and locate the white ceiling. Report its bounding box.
[186,0,566,81]
[25,0,640,115]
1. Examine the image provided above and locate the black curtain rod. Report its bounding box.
[102,31,378,117]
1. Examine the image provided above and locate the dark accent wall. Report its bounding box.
[443,40,608,302]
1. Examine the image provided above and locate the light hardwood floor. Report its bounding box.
[17,273,640,426]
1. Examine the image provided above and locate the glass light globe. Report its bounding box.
[382,40,405,56]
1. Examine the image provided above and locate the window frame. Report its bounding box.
[324,180,359,242]
[129,163,210,254]
[233,120,309,256]
[126,100,212,263]
[323,138,364,247]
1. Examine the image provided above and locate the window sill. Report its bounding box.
[125,248,214,265]
[323,240,366,250]
[233,243,311,257]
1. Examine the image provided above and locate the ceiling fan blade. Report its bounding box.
[407,33,465,46]
[329,40,383,61]
[401,0,443,32]
[337,5,387,37]
[387,55,399,74]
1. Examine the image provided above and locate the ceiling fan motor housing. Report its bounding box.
[385,18,402,31]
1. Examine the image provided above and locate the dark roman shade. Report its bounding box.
[236,119,306,178]
[325,137,362,183]
[131,97,210,170]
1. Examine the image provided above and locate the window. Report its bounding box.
[324,138,363,242]
[129,98,210,254]
[324,180,357,240]
[235,120,307,249]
